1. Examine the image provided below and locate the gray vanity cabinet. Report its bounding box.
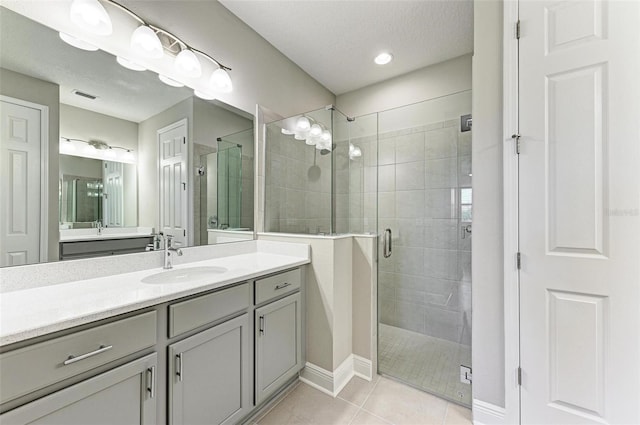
[0,353,157,425]
[255,292,302,404]
[168,313,251,425]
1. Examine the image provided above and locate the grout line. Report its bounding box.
[359,375,382,407]
[442,402,450,425]
[253,381,300,424]
[359,406,395,425]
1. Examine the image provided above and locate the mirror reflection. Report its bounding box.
[0,7,254,267]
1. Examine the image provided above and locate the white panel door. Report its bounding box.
[103,161,123,227]
[158,120,188,246]
[0,99,42,266]
[519,1,640,423]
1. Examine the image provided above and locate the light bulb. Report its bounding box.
[158,74,184,87]
[131,25,163,59]
[321,130,332,143]
[309,124,322,137]
[116,56,146,71]
[295,116,311,131]
[123,150,135,162]
[69,0,112,36]
[104,148,117,159]
[59,32,98,51]
[59,138,76,154]
[209,68,233,93]
[175,49,201,78]
[374,52,393,65]
[194,89,216,100]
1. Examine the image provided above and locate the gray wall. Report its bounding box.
[0,68,60,262]
[336,55,472,118]
[472,0,505,408]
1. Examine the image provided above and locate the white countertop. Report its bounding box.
[59,227,153,242]
[0,242,309,347]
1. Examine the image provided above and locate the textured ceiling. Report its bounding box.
[219,0,474,95]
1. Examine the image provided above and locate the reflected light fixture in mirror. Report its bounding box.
[59,137,137,164]
[130,25,163,59]
[69,0,112,36]
[59,32,98,51]
[116,56,146,71]
[158,74,184,87]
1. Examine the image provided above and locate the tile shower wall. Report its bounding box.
[374,119,472,346]
[264,125,332,234]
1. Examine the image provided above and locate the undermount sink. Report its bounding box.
[141,266,228,284]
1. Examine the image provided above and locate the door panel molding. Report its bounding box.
[0,95,48,265]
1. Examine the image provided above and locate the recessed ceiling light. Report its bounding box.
[374,52,393,65]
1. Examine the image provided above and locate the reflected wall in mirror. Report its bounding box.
[0,7,255,267]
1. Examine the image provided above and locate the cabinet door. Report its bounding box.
[255,292,302,404]
[0,354,157,425]
[168,314,250,425]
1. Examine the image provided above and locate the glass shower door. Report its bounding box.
[376,91,473,406]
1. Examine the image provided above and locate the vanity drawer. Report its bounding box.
[168,283,250,338]
[254,268,301,305]
[0,311,156,405]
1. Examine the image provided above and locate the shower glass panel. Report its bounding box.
[377,90,472,406]
[217,142,242,230]
[265,107,338,234]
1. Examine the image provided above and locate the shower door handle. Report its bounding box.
[383,228,392,258]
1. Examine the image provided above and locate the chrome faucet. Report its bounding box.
[162,233,183,269]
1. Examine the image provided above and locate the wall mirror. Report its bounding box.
[0,6,255,266]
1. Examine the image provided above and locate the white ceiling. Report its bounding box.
[219,0,474,95]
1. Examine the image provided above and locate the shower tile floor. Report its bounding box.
[378,324,472,406]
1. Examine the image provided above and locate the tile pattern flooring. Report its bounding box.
[254,376,472,425]
[378,324,472,406]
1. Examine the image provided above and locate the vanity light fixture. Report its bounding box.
[175,49,202,78]
[193,89,216,100]
[209,68,233,93]
[59,137,136,163]
[158,74,184,87]
[374,52,393,65]
[59,32,99,51]
[116,56,146,71]
[130,25,163,59]
[69,0,113,36]
[295,116,311,132]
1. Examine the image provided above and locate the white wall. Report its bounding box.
[472,0,505,409]
[336,54,472,118]
[59,104,138,152]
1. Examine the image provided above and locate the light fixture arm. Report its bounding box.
[61,137,133,152]
[102,0,231,71]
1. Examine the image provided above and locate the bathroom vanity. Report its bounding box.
[0,241,307,424]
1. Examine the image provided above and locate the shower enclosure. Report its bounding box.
[264,91,472,406]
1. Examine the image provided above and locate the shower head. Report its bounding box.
[319,144,336,155]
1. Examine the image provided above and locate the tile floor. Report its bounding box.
[378,324,472,406]
[253,375,472,425]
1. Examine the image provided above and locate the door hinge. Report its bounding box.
[183,137,186,145]
[183,229,186,237]
[516,252,522,270]
[517,367,522,385]
[511,133,521,154]
[516,20,521,39]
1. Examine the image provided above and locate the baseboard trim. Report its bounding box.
[300,354,373,397]
[353,355,373,381]
[472,399,506,425]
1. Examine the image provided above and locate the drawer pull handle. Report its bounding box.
[63,345,113,365]
[176,353,183,382]
[147,366,156,399]
[259,315,265,335]
[275,282,291,290]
